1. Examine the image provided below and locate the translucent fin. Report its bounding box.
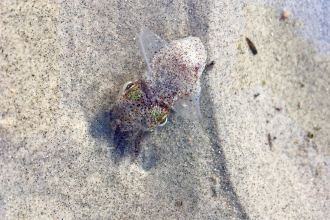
[173,92,202,120]
[138,26,167,78]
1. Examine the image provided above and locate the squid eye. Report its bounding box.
[150,105,169,126]
[122,81,133,91]
[126,84,143,100]
[158,116,167,126]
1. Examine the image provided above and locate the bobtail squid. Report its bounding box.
[110,27,206,158]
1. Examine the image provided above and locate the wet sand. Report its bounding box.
[0,0,329,219]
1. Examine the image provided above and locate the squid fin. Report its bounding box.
[138,26,168,78]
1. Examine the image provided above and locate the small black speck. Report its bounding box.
[205,61,215,70]
[246,37,258,55]
[254,93,260,98]
[175,200,183,207]
[211,187,217,197]
[307,131,314,138]
[268,133,273,150]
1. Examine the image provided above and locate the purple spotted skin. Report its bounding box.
[110,29,206,158]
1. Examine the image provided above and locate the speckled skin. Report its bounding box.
[111,36,206,157]
[146,37,206,106]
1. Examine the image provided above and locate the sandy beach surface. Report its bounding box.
[1,0,329,219]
